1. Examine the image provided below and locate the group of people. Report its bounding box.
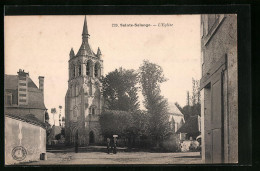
[106,137,117,154]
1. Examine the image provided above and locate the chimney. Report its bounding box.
[38,76,44,101]
[17,69,29,106]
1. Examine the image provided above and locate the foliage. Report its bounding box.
[175,78,201,121]
[99,110,148,148]
[51,108,57,113]
[102,67,139,112]
[45,123,52,143]
[139,60,171,146]
[55,128,65,140]
[45,111,50,122]
[160,134,181,152]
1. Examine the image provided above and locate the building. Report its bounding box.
[5,70,47,164]
[200,14,238,163]
[5,69,46,122]
[168,103,185,133]
[65,16,104,146]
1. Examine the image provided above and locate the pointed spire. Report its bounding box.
[70,48,75,58]
[97,47,102,56]
[82,16,90,42]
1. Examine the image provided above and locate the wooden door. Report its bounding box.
[211,73,223,163]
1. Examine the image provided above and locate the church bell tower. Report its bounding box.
[65,16,104,145]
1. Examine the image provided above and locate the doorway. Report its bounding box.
[89,131,95,144]
[204,72,224,163]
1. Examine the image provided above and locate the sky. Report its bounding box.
[5,15,201,126]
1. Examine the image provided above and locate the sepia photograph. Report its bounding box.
[4,14,238,165]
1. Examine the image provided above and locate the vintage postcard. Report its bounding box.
[4,14,239,165]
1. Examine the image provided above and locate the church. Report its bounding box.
[65,16,104,146]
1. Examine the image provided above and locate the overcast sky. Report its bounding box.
[5,15,201,126]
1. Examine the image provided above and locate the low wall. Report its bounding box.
[5,116,46,165]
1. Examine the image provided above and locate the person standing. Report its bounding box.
[75,130,79,153]
[113,137,117,154]
[106,138,111,154]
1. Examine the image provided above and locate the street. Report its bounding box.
[21,146,202,165]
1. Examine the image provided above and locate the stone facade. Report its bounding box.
[65,17,104,146]
[200,14,238,163]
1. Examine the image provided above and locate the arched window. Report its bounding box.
[78,64,81,76]
[94,62,101,77]
[86,61,91,76]
[89,106,96,115]
[89,82,92,96]
[73,66,76,77]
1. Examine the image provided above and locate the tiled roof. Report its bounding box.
[5,75,18,90]
[176,115,200,134]
[4,74,46,109]
[5,113,46,128]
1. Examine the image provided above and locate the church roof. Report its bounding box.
[168,103,184,116]
[5,113,46,128]
[76,42,95,56]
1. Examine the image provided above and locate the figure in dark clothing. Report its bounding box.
[106,138,111,154]
[110,138,114,153]
[75,131,79,153]
[75,141,78,153]
[113,137,117,154]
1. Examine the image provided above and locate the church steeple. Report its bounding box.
[82,16,90,43]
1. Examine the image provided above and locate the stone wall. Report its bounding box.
[5,116,46,165]
[201,14,238,163]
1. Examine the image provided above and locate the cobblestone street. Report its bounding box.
[20,146,202,165]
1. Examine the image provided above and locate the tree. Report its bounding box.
[175,78,201,121]
[139,60,170,147]
[99,110,134,148]
[45,111,50,123]
[55,128,65,140]
[100,110,148,148]
[102,67,139,112]
[51,108,57,126]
